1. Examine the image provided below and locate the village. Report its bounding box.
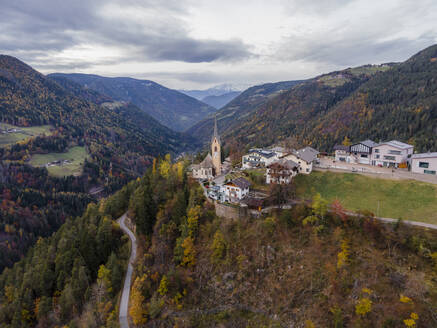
[189,118,437,214]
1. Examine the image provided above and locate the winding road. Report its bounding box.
[118,213,137,328]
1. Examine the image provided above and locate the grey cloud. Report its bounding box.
[0,0,252,67]
[281,33,437,67]
[282,0,356,15]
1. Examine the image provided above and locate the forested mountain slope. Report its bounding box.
[104,164,437,327]
[0,179,136,327]
[227,45,437,152]
[0,55,194,271]
[49,73,217,132]
[187,80,304,143]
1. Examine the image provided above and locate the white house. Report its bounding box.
[283,146,319,174]
[349,140,377,165]
[333,145,351,162]
[371,140,414,168]
[223,177,251,201]
[269,146,288,158]
[411,152,437,175]
[266,159,298,184]
[242,149,278,169]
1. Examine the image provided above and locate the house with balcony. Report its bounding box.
[371,140,414,168]
[266,159,299,184]
[242,148,278,169]
[348,140,377,165]
[411,152,437,175]
[223,177,251,202]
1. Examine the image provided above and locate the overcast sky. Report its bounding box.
[1,0,436,89]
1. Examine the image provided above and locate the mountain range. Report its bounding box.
[49,73,217,132]
[0,55,195,270]
[187,80,304,144]
[178,83,246,100]
[200,91,241,109]
[224,45,437,153]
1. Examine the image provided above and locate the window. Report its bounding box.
[360,154,368,158]
[424,170,436,175]
[419,162,429,168]
[339,157,346,162]
[389,150,402,155]
[384,155,396,161]
[214,146,217,152]
[374,149,380,153]
[375,155,380,159]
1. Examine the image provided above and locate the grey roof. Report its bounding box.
[248,148,276,158]
[227,177,251,189]
[269,146,287,153]
[411,152,437,159]
[267,158,298,170]
[375,140,414,150]
[333,144,350,151]
[360,139,378,148]
[296,146,319,163]
[211,115,221,144]
[199,153,214,168]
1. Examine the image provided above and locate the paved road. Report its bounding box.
[118,213,137,328]
[317,158,437,185]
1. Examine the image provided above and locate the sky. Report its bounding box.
[1,0,437,90]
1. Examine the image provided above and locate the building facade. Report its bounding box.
[242,149,278,169]
[266,159,298,184]
[223,177,251,201]
[192,116,222,179]
[191,154,214,180]
[283,146,318,174]
[333,145,351,162]
[411,153,437,175]
[349,140,377,165]
[371,140,413,168]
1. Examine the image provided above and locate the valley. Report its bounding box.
[0,123,53,148]
[0,20,437,328]
[29,145,88,177]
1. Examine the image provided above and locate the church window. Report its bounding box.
[214,146,217,152]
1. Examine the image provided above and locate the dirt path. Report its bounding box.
[118,213,137,328]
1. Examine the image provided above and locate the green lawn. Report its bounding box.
[29,146,88,177]
[294,171,437,224]
[0,123,53,147]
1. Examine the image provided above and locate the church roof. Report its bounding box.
[199,153,214,168]
[211,115,221,144]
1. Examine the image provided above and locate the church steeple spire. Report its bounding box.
[212,115,220,144]
[211,115,221,175]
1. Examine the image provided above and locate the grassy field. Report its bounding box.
[0,123,53,147]
[29,146,88,177]
[294,171,437,224]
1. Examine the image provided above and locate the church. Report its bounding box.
[191,117,222,180]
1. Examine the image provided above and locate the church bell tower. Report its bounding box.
[211,116,221,176]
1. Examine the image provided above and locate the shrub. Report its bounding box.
[355,297,372,316]
[210,230,227,264]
